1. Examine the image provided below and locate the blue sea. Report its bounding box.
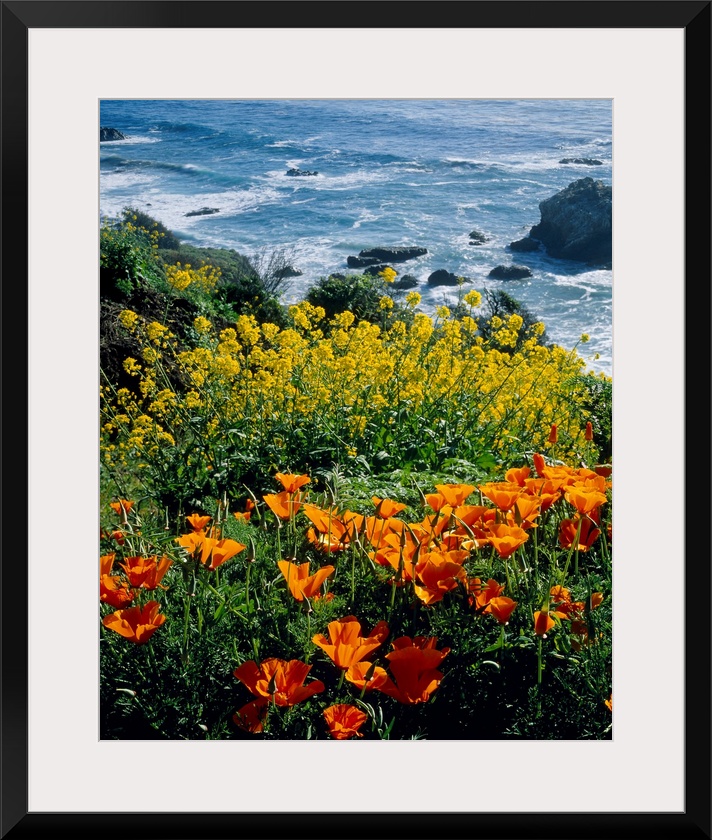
[99,99,612,375]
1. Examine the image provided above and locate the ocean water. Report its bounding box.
[99,99,612,376]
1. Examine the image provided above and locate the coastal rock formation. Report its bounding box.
[286,168,318,176]
[393,275,419,290]
[363,264,394,277]
[559,158,603,166]
[468,229,489,245]
[185,207,220,217]
[427,269,462,287]
[100,127,126,141]
[509,237,541,253]
[518,177,612,264]
[347,255,382,268]
[488,264,533,280]
[358,247,427,263]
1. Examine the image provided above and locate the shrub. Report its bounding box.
[121,208,182,250]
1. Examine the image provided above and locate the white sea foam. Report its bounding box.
[101,135,161,145]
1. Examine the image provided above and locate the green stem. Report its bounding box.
[350,550,356,608]
[561,517,584,581]
[537,636,543,685]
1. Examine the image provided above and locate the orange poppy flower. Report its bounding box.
[595,464,612,478]
[414,551,468,605]
[485,522,529,558]
[100,553,116,577]
[576,472,608,492]
[263,490,303,520]
[274,473,311,493]
[119,555,172,590]
[486,596,518,625]
[547,424,558,444]
[549,585,571,605]
[312,616,389,670]
[585,421,594,441]
[233,697,269,733]
[109,499,134,517]
[478,482,523,512]
[558,592,604,637]
[323,704,369,739]
[233,658,324,707]
[100,575,134,609]
[434,484,476,508]
[376,636,449,705]
[468,577,505,610]
[372,497,407,519]
[200,537,246,571]
[452,504,488,528]
[277,560,335,602]
[424,492,453,515]
[102,600,166,644]
[604,695,612,712]
[533,452,547,477]
[175,530,205,556]
[513,495,542,526]
[564,487,608,515]
[186,513,211,533]
[233,499,255,523]
[341,509,365,538]
[303,505,352,552]
[522,477,562,512]
[533,610,555,636]
[533,609,567,637]
[505,466,531,486]
[376,547,418,584]
[559,515,601,552]
[345,661,389,692]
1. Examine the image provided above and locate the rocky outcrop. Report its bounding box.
[427,269,462,287]
[393,275,419,290]
[100,127,126,141]
[559,158,603,166]
[468,229,489,245]
[488,264,533,280]
[347,255,382,268]
[286,168,318,176]
[358,247,427,263]
[522,177,612,264]
[185,207,220,217]
[509,237,541,253]
[363,264,394,277]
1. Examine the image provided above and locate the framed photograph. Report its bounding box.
[3,2,709,838]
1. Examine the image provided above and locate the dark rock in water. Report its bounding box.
[427,269,462,287]
[347,255,382,268]
[100,127,126,141]
[279,265,303,278]
[560,158,603,166]
[185,207,220,217]
[364,264,394,277]
[528,177,612,264]
[509,237,541,253]
[392,275,419,290]
[286,167,318,176]
[468,229,489,245]
[488,264,533,280]
[328,273,347,281]
[359,246,427,263]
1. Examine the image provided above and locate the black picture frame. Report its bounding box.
[2,2,709,838]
